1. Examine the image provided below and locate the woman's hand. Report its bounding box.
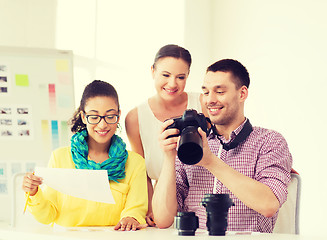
[22,172,43,196]
[158,119,179,160]
[114,217,148,231]
[145,211,156,227]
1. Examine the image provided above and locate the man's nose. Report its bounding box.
[207,92,217,104]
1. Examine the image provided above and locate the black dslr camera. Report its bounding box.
[166,109,210,165]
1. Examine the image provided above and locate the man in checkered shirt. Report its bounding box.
[152,59,292,233]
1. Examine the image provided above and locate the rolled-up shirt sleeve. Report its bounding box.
[255,130,293,206]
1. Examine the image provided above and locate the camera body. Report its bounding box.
[166,109,210,165]
[166,109,209,138]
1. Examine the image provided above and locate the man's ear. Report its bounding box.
[80,111,87,124]
[239,86,248,102]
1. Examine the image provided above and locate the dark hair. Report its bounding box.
[206,59,250,89]
[153,44,192,70]
[70,80,120,133]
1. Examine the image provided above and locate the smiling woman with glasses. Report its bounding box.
[22,80,147,231]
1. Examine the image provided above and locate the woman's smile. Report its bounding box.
[95,129,110,136]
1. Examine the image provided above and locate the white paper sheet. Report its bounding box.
[35,167,115,204]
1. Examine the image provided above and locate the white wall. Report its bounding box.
[0,0,57,48]
[185,0,327,237]
[183,1,213,93]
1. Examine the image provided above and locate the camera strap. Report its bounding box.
[211,119,253,151]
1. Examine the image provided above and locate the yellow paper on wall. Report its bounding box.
[56,59,69,72]
[15,74,29,86]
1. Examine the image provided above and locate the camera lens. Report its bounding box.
[177,126,203,165]
[174,212,199,236]
[201,194,234,236]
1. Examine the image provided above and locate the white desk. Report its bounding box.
[0,224,326,240]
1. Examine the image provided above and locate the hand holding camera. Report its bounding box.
[165,109,211,165]
[159,119,180,159]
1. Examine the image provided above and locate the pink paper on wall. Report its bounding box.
[57,72,70,85]
[48,84,56,114]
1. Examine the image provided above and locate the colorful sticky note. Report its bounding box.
[56,59,69,72]
[0,162,6,177]
[60,121,69,145]
[49,84,56,93]
[11,162,22,175]
[57,72,71,84]
[51,120,59,150]
[15,74,29,86]
[0,180,8,194]
[41,120,50,140]
[49,84,56,114]
[58,94,72,108]
[41,120,51,151]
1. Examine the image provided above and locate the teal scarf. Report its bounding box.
[71,129,128,182]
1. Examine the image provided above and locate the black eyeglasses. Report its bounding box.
[84,114,119,125]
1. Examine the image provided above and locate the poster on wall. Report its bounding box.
[0,64,11,96]
[0,104,33,139]
[0,46,75,222]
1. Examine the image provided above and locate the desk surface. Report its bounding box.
[0,224,326,240]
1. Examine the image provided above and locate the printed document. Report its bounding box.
[35,167,115,204]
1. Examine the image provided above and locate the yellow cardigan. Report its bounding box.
[27,147,147,227]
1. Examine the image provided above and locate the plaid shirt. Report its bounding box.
[176,121,292,233]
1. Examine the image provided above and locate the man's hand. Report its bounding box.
[196,127,216,169]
